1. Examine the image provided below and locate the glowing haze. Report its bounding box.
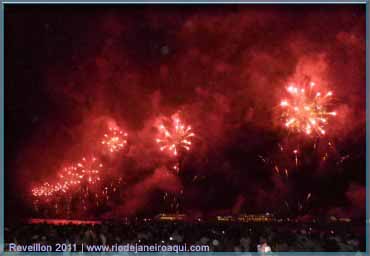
[5,5,365,220]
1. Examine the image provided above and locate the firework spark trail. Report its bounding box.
[155,115,195,157]
[280,81,336,136]
[260,143,302,177]
[172,163,180,174]
[101,127,128,153]
[306,192,312,201]
[293,149,299,166]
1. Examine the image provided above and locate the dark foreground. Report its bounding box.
[5,220,365,252]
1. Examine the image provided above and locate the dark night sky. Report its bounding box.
[4,5,366,222]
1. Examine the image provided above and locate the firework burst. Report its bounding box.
[32,156,103,198]
[280,81,336,136]
[74,156,103,185]
[101,127,128,153]
[155,115,195,157]
[32,182,60,197]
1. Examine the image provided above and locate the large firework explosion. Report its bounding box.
[155,114,195,157]
[101,126,128,153]
[279,80,337,136]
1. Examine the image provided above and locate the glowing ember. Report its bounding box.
[101,127,128,153]
[306,192,312,201]
[172,163,180,174]
[279,81,336,136]
[156,115,195,157]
